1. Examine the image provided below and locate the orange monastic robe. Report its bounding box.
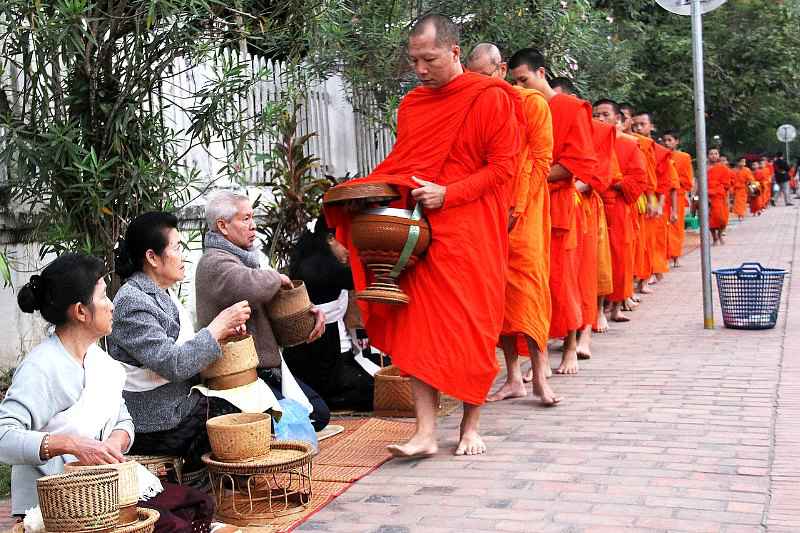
[634,135,658,281]
[325,73,523,405]
[502,88,553,353]
[668,151,694,259]
[751,168,766,214]
[577,120,614,327]
[708,163,730,230]
[732,167,752,217]
[548,93,598,339]
[652,143,678,275]
[604,133,647,303]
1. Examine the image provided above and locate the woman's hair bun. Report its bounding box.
[114,237,135,279]
[17,274,44,313]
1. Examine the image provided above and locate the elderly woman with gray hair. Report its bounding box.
[195,191,330,431]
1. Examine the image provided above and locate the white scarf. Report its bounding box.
[121,289,193,392]
[316,290,380,377]
[43,340,126,443]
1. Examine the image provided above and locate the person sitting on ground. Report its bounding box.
[107,211,252,482]
[194,191,330,431]
[283,217,377,412]
[0,253,215,532]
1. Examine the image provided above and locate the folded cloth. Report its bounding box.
[191,377,282,420]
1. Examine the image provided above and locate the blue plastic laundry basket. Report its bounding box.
[712,262,786,330]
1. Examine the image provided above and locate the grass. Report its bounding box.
[0,464,10,498]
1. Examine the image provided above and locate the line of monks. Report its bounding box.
[463,44,701,406]
[327,15,780,458]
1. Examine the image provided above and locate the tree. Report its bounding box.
[0,0,332,281]
[610,0,800,155]
[329,0,637,133]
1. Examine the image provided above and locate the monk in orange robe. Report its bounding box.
[594,99,648,323]
[719,155,734,227]
[572,119,613,359]
[631,131,658,294]
[618,103,644,311]
[732,157,752,220]
[549,81,611,358]
[325,16,523,458]
[466,43,559,406]
[663,131,694,266]
[750,161,765,215]
[707,148,730,245]
[632,112,675,285]
[509,48,597,376]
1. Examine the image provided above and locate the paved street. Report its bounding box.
[298,205,800,533]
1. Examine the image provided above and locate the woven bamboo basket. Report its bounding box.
[112,508,159,533]
[268,281,316,348]
[206,412,271,462]
[200,335,258,389]
[64,461,138,525]
[37,469,120,533]
[373,365,440,418]
[268,281,312,318]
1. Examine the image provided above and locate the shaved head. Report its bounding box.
[468,43,502,65]
[410,13,460,48]
[466,43,506,78]
[550,77,576,96]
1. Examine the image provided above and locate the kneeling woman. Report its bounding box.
[283,218,378,411]
[0,254,214,532]
[107,212,252,477]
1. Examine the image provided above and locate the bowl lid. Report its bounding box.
[323,182,400,205]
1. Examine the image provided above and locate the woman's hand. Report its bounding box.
[306,308,326,343]
[208,300,252,341]
[105,430,130,456]
[48,434,124,465]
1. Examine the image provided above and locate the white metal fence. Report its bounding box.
[0,50,395,200]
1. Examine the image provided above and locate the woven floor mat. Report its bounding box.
[218,417,414,532]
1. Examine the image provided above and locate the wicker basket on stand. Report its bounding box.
[64,461,139,526]
[206,412,272,462]
[36,469,120,532]
[113,508,160,533]
[373,356,440,418]
[268,281,316,348]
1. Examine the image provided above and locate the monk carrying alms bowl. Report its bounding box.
[322,182,431,305]
[350,206,431,305]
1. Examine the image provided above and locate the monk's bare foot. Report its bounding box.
[576,347,591,360]
[545,365,552,379]
[387,434,438,459]
[638,284,654,294]
[487,380,527,402]
[719,235,725,245]
[555,349,579,375]
[631,294,641,303]
[455,430,486,456]
[532,377,561,406]
[611,311,631,322]
[672,258,680,268]
[594,313,609,333]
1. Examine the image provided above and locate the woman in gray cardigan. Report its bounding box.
[106,212,250,473]
[0,254,133,516]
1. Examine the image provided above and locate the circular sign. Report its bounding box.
[656,0,727,16]
[777,124,797,143]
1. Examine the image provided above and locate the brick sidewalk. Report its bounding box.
[296,206,800,533]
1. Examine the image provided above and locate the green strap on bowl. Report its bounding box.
[389,203,423,279]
